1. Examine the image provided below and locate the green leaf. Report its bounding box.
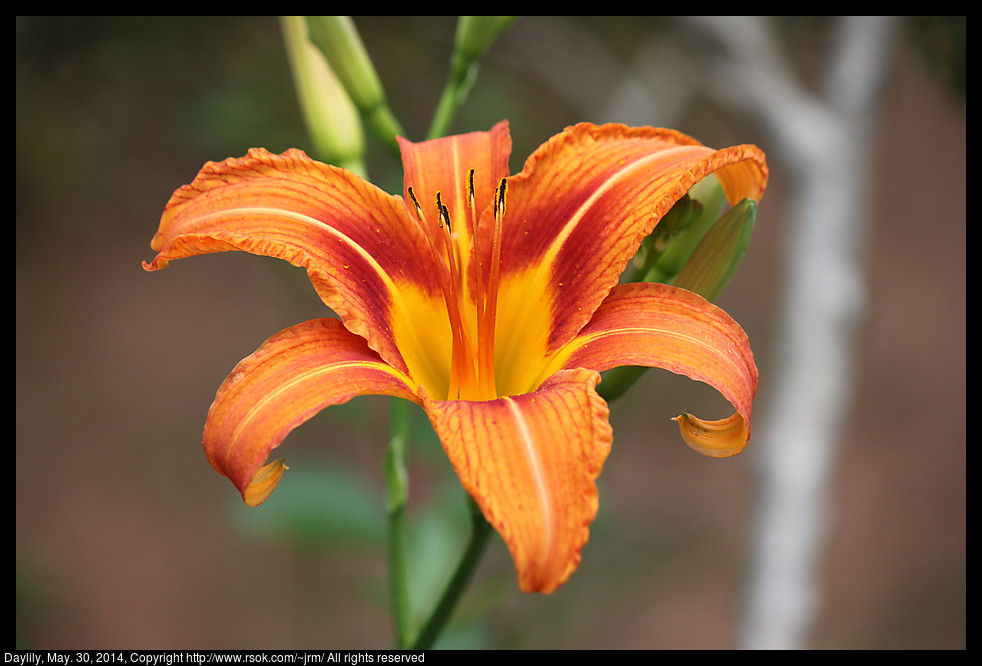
[235,462,385,550]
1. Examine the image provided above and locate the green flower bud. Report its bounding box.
[632,193,700,282]
[280,16,365,175]
[641,176,728,283]
[306,16,405,152]
[454,16,516,66]
[673,198,757,301]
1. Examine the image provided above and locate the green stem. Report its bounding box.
[386,402,494,650]
[411,501,494,649]
[426,16,515,140]
[426,69,471,141]
[385,398,412,648]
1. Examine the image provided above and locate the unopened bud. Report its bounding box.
[673,198,756,301]
[280,16,365,175]
[631,193,700,283]
[454,16,515,67]
[307,16,405,152]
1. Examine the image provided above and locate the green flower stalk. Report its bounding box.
[280,16,366,176]
[384,398,412,648]
[428,16,515,139]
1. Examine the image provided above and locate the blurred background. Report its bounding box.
[16,16,964,649]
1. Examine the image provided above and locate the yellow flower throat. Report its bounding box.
[407,170,507,402]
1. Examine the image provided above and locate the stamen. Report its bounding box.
[477,177,507,398]
[495,177,508,218]
[407,186,424,221]
[467,169,476,210]
[407,174,506,401]
[435,191,473,399]
[407,185,470,401]
[436,192,452,233]
[463,168,493,397]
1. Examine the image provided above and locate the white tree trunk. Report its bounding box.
[687,15,899,649]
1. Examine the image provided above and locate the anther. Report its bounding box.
[494,178,508,218]
[407,187,424,221]
[436,192,452,232]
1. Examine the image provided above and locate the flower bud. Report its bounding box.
[307,16,405,151]
[280,16,365,175]
[673,198,757,301]
[633,192,700,282]
[454,16,515,66]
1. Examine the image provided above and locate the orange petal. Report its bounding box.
[672,413,749,458]
[498,123,768,361]
[204,317,417,506]
[548,281,757,456]
[143,147,444,377]
[243,458,289,507]
[422,368,612,594]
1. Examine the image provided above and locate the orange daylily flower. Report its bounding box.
[144,121,767,593]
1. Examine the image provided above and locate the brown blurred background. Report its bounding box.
[16,16,965,649]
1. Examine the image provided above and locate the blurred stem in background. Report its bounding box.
[383,398,412,648]
[428,16,515,140]
[684,15,898,649]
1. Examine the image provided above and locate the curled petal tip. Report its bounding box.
[673,412,749,458]
[243,458,289,507]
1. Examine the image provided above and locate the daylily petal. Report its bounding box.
[544,281,757,456]
[672,413,749,458]
[490,124,767,395]
[204,317,417,506]
[143,148,445,379]
[422,368,612,593]
[244,458,290,508]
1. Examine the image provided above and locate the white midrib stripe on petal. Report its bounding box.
[226,360,413,469]
[574,325,749,379]
[194,206,398,292]
[503,396,554,567]
[543,146,699,264]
